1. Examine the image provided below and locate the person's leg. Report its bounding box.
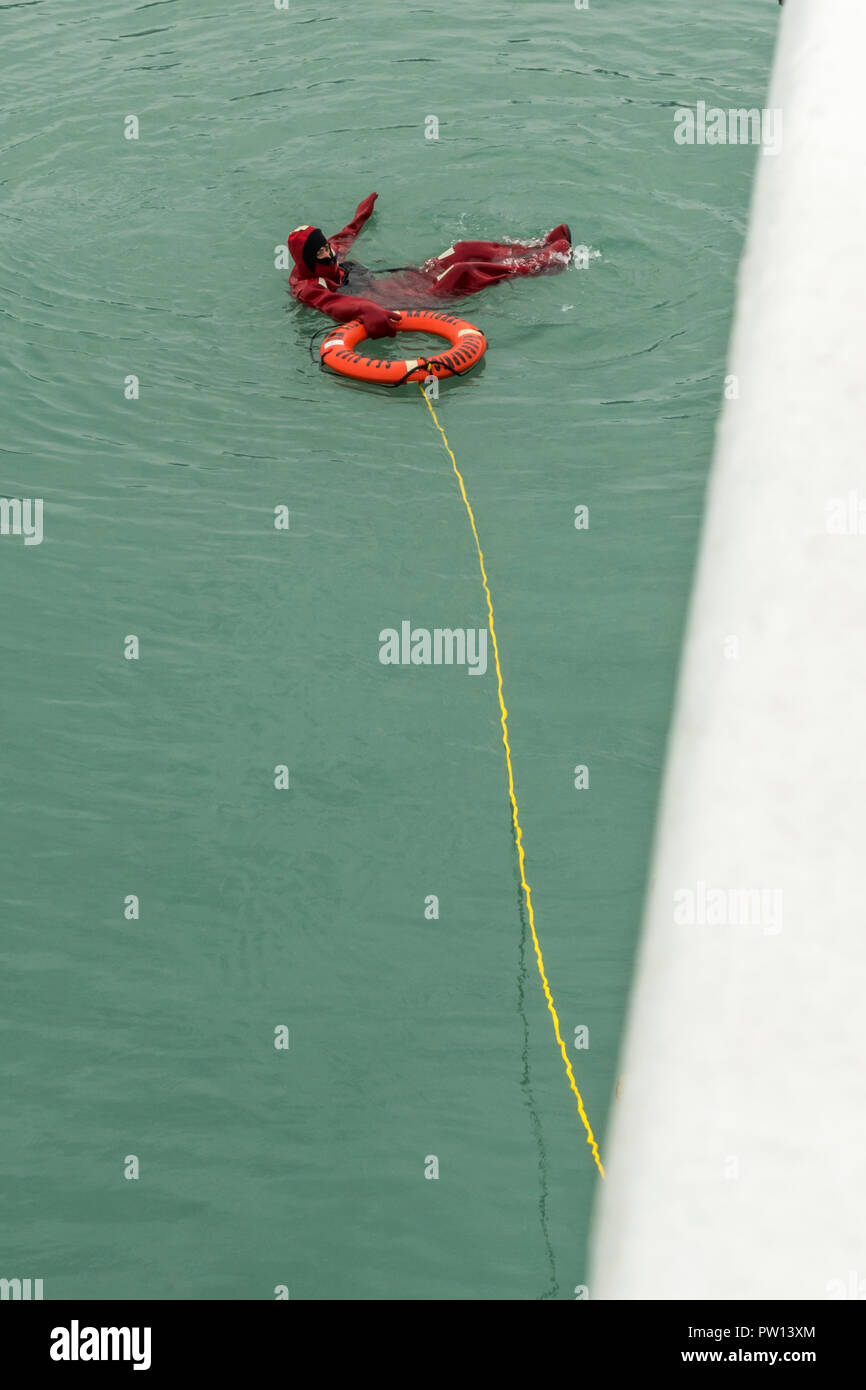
[424,227,572,272]
[424,240,519,268]
[428,240,570,297]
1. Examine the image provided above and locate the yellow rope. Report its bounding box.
[419,384,605,1179]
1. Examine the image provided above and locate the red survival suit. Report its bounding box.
[288,192,571,338]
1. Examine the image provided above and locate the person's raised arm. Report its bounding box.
[329,191,378,255]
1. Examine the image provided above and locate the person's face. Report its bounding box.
[316,241,335,263]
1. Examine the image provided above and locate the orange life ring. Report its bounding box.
[320,309,486,385]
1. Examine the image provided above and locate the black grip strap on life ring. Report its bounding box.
[387,354,463,389]
[318,354,465,388]
[309,324,337,364]
[313,323,352,377]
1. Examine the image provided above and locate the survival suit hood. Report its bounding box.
[288,224,343,283]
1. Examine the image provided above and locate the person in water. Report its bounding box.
[288,192,572,338]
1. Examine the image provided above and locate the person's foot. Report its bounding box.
[520,238,571,274]
[547,238,571,259]
[545,223,571,246]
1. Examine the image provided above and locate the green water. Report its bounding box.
[1,1,777,1299]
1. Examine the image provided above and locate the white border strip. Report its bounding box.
[590,0,866,1300]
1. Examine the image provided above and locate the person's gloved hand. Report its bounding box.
[361,306,401,339]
